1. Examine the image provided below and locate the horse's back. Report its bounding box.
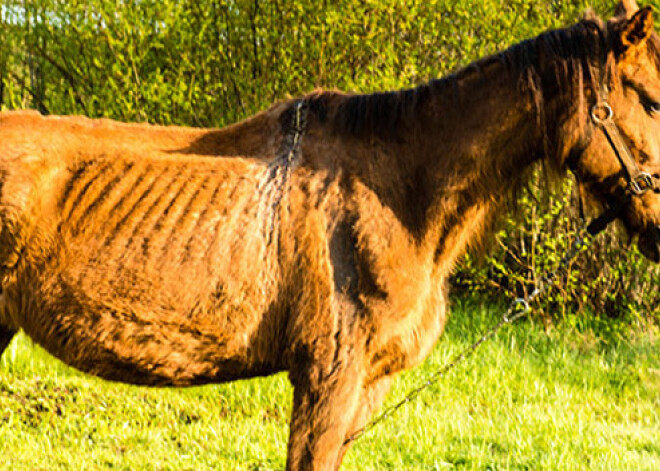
[0,110,212,161]
[0,105,287,161]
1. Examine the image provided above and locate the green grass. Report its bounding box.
[1,298,659,470]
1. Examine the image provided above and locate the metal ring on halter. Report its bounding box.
[629,172,653,195]
[590,102,613,124]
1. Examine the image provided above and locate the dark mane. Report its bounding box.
[305,14,609,144]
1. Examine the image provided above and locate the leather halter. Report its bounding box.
[581,78,660,236]
[591,98,657,196]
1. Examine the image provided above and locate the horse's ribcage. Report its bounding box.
[56,156,274,313]
[63,158,251,261]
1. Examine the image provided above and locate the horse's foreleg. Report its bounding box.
[333,376,393,470]
[286,350,364,471]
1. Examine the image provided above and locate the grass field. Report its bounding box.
[0,297,659,470]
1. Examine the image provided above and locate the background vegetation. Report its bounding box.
[3,0,660,325]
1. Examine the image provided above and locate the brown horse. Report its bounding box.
[0,1,659,469]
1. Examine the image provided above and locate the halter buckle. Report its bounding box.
[590,102,613,124]
[629,172,654,195]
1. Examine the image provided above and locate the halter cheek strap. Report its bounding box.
[582,98,659,237]
[591,98,657,196]
[578,57,660,237]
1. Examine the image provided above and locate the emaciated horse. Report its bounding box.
[0,1,659,469]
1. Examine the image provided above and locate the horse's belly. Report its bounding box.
[8,260,281,386]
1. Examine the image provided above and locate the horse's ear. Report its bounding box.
[615,0,639,19]
[618,6,654,53]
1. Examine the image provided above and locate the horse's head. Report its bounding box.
[570,1,660,261]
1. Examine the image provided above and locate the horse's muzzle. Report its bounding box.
[638,224,660,262]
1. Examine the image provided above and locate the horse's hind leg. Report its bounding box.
[0,324,16,357]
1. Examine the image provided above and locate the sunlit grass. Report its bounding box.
[1,297,659,470]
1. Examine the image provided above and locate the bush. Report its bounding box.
[1,0,658,323]
[453,175,660,326]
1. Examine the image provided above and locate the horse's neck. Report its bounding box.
[410,61,568,273]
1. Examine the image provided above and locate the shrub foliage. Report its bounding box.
[1,0,659,322]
